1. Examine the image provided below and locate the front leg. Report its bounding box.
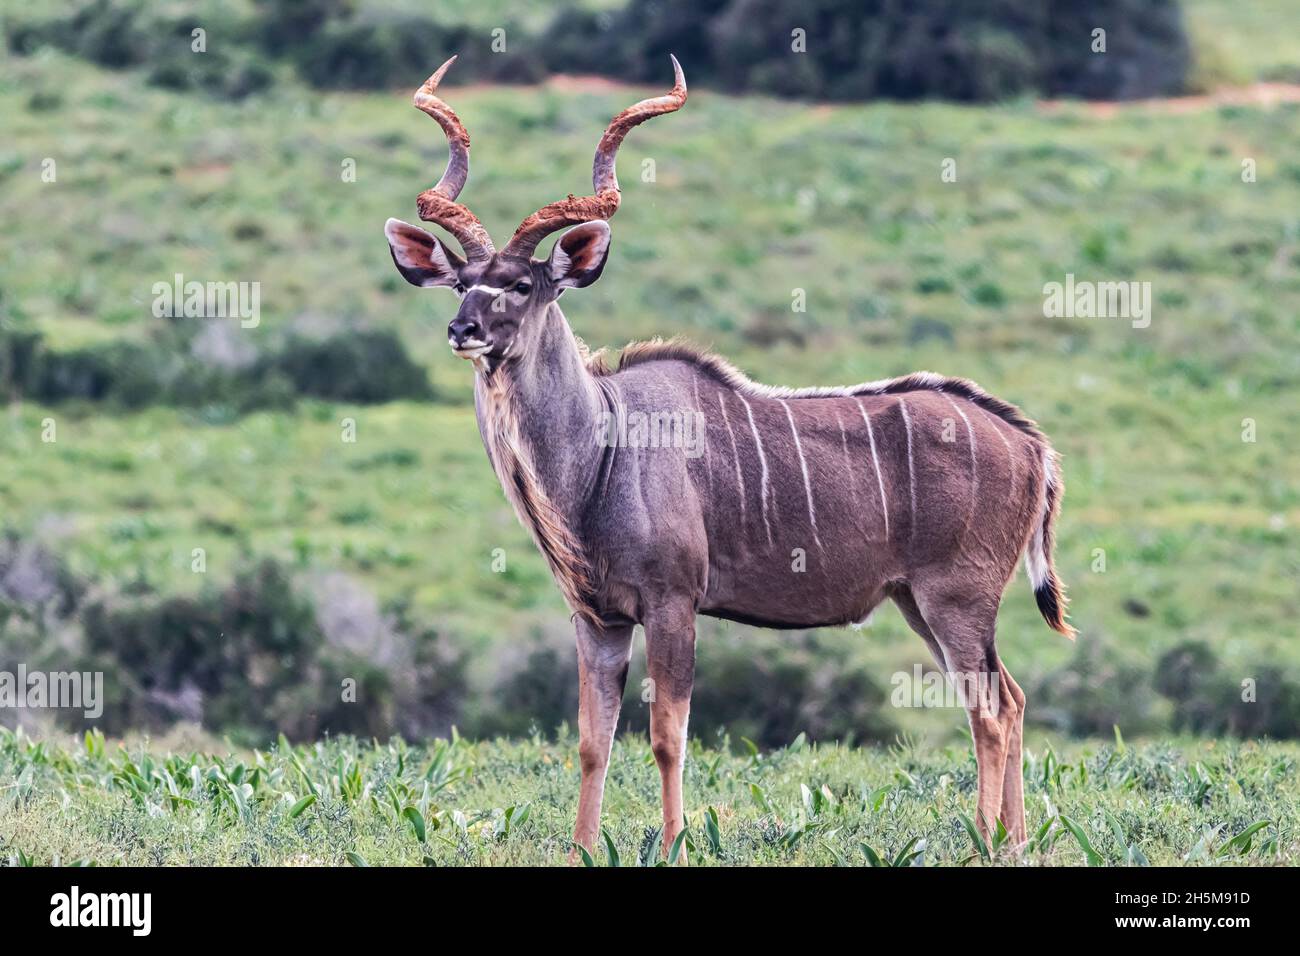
[644,602,697,862]
[571,618,634,860]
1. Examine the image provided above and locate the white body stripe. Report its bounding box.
[946,396,979,495]
[971,403,1018,490]
[736,394,774,547]
[987,408,1015,454]
[717,394,746,526]
[854,399,890,539]
[898,398,917,533]
[779,400,824,551]
[693,378,713,495]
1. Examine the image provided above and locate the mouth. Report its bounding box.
[449,339,492,360]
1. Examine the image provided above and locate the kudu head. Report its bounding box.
[385,55,687,367]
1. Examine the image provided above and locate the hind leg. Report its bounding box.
[644,600,696,862]
[908,583,1022,845]
[997,660,1027,846]
[891,584,948,671]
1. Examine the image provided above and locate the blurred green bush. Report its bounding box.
[1031,636,1300,740]
[0,326,433,410]
[0,536,902,748]
[7,0,275,100]
[1155,641,1300,739]
[445,625,900,749]
[545,0,1191,101]
[1,538,469,744]
[5,534,1300,746]
[7,0,1192,102]
[274,331,435,404]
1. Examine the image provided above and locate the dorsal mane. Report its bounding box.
[593,336,1045,440]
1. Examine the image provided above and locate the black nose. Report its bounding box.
[448,316,483,346]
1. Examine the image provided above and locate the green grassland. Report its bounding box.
[2,728,1295,865]
[1,3,1299,872]
[3,43,1298,743]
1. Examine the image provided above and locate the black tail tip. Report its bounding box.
[1035,580,1077,639]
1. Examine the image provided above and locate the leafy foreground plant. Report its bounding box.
[0,728,1296,867]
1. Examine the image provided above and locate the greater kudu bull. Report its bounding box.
[384,56,1075,861]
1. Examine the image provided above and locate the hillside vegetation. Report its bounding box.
[1,8,1298,745]
[3,0,1194,101]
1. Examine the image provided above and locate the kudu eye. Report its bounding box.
[514,281,532,295]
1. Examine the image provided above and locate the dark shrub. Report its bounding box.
[545,0,1190,102]
[253,0,357,55]
[3,326,432,411]
[544,0,730,88]
[291,17,442,90]
[8,0,272,101]
[0,328,44,398]
[81,561,318,737]
[76,559,470,743]
[165,364,299,414]
[686,631,897,748]
[7,532,1300,745]
[476,627,896,750]
[34,341,174,408]
[1154,641,1300,738]
[271,330,433,403]
[1038,0,1190,100]
[400,611,471,739]
[1225,667,1300,739]
[10,0,1192,102]
[20,0,155,69]
[147,46,277,101]
[291,16,544,91]
[1032,638,1159,736]
[476,631,579,738]
[1153,640,1225,733]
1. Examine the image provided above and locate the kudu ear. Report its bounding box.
[547,221,611,290]
[385,218,465,288]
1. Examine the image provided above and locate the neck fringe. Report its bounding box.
[478,370,601,624]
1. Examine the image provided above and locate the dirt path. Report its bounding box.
[454,75,1300,116]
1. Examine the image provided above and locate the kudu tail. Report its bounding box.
[1025,447,1076,639]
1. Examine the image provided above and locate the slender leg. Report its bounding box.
[997,660,1027,846]
[643,603,696,862]
[911,587,1011,845]
[570,618,634,861]
[962,660,1010,844]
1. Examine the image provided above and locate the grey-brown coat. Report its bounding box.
[384,56,1074,860]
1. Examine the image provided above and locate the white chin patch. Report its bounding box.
[450,340,491,360]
